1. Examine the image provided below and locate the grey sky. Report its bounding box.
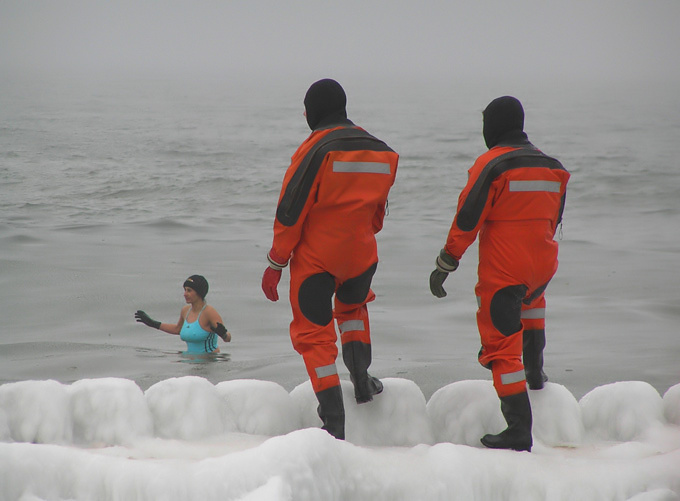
[1,1,679,85]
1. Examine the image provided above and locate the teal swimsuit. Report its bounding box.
[180,304,218,353]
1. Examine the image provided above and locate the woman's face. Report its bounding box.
[183,286,200,303]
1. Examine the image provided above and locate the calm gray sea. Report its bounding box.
[1,74,679,399]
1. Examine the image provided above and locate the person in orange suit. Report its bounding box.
[429,96,570,451]
[262,79,398,440]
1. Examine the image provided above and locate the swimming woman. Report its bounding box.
[135,275,231,353]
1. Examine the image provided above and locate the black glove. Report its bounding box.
[135,310,161,329]
[212,322,229,342]
[429,249,459,298]
[430,269,450,298]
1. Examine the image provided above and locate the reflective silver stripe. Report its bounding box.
[315,364,338,379]
[501,370,526,385]
[521,308,546,319]
[509,180,561,193]
[332,161,391,174]
[339,320,365,333]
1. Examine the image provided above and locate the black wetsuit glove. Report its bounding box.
[429,249,459,298]
[212,322,229,342]
[135,310,161,329]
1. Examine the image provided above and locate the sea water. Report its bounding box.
[1,74,679,399]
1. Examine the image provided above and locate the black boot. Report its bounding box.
[481,392,533,452]
[316,385,345,440]
[342,340,383,403]
[523,329,548,390]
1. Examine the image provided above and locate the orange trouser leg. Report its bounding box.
[289,265,340,393]
[521,292,546,332]
[334,263,377,379]
[335,290,375,346]
[476,281,527,398]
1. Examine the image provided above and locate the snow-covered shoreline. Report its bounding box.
[2,376,679,500]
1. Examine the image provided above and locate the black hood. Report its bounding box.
[482,96,525,149]
[304,79,347,130]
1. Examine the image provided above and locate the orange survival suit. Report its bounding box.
[262,79,398,439]
[445,140,569,397]
[431,96,569,451]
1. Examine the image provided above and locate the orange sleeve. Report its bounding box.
[270,131,327,261]
[443,152,499,261]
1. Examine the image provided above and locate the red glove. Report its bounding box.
[262,267,282,301]
[262,249,288,302]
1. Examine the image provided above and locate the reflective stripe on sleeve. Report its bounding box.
[501,369,526,385]
[509,180,561,193]
[339,319,365,333]
[315,364,338,379]
[521,308,546,319]
[332,161,391,174]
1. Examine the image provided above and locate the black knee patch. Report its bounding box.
[490,285,527,337]
[336,263,377,305]
[299,272,336,326]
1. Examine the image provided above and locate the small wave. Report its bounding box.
[137,218,193,230]
[640,207,680,216]
[177,351,232,364]
[0,233,44,245]
[54,222,111,232]
[98,187,149,199]
[18,202,51,210]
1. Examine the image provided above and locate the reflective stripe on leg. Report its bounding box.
[315,364,338,379]
[335,297,372,345]
[492,358,527,397]
[521,291,546,330]
[338,319,365,334]
[501,369,526,385]
[520,308,545,320]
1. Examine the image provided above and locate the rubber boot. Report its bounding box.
[342,340,383,403]
[481,392,533,452]
[316,385,345,440]
[523,329,548,390]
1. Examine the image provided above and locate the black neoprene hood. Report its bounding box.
[483,96,525,149]
[304,79,348,130]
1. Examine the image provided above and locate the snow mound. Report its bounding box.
[216,379,301,436]
[579,381,665,441]
[290,378,434,446]
[69,377,153,445]
[530,382,584,446]
[145,376,237,439]
[662,383,680,426]
[427,379,504,446]
[0,379,73,444]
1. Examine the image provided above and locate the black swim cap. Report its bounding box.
[303,78,347,130]
[183,275,209,299]
[482,96,524,149]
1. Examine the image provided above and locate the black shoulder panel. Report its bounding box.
[456,149,566,232]
[276,128,394,227]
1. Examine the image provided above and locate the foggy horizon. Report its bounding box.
[2,1,679,88]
